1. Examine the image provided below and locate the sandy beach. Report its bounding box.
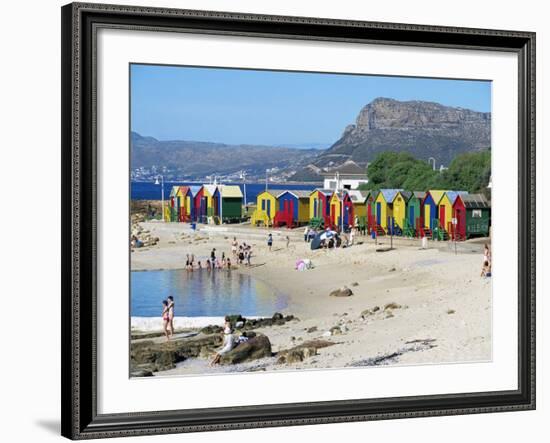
[130,220,492,376]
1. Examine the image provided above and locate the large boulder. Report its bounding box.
[219,335,272,365]
[131,334,223,372]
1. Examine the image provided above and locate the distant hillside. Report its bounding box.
[290,98,491,181]
[130,132,321,181]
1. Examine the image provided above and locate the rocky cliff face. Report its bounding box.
[314,97,491,167]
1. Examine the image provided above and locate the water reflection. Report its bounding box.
[131,269,287,317]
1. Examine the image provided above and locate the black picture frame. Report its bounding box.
[61,2,536,439]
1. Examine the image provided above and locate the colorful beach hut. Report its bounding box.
[193,186,208,223]
[329,191,354,230]
[188,186,201,222]
[405,191,425,236]
[219,185,243,223]
[374,189,401,232]
[423,190,447,231]
[347,190,368,231]
[167,185,190,222]
[202,185,219,219]
[347,190,368,218]
[365,190,378,232]
[391,191,412,230]
[168,186,180,222]
[174,186,192,222]
[309,189,332,228]
[253,190,280,226]
[274,190,311,228]
[439,191,468,237]
[453,193,491,239]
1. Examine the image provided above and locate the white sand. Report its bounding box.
[131,222,492,374]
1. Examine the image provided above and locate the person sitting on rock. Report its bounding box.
[210,320,235,366]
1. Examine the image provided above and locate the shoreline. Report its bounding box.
[130,221,492,375]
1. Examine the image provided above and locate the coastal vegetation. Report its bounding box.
[360,150,491,196]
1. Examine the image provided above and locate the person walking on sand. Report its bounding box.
[161,300,171,341]
[286,235,290,249]
[167,296,175,338]
[210,248,216,263]
[231,237,238,257]
[481,260,492,277]
[483,243,491,265]
[304,226,309,242]
[267,233,273,251]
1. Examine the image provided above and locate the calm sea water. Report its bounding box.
[131,181,318,205]
[131,269,288,317]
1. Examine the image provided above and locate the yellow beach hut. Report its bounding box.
[252,190,283,226]
[391,191,412,230]
[309,189,332,226]
[423,190,447,231]
[347,190,368,219]
[374,189,402,231]
[329,192,341,228]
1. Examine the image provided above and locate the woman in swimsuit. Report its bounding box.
[161,300,171,341]
[167,296,175,338]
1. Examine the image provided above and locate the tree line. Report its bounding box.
[358,150,491,197]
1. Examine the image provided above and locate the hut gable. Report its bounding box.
[379,188,402,203]
[220,185,243,198]
[461,193,490,208]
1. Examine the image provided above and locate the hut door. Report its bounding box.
[409,206,415,227]
[439,205,446,229]
[376,202,381,225]
[290,200,294,221]
[267,200,271,218]
[425,205,431,229]
[313,199,317,217]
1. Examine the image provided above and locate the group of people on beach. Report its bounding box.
[232,237,253,265]
[481,243,492,277]
[182,239,253,272]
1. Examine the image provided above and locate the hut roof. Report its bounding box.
[413,191,426,199]
[280,190,311,199]
[169,185,180,197]
[347,190,368,203]
[220,185,243,198]
[394,190,412,202]
[189,186,201,196]
[203,184,218,195]
[379,189,402,203]
[261,189,286,198]
[445,190,469,205]
[427,190,447,204]
[460,193,490,209]
[318,188,334,195]
[333,191,353,201]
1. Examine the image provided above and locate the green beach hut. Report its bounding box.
[219,185,243,223]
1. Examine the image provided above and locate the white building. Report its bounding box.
[321,160,368,190]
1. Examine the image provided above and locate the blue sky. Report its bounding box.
[130,64,491,147]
